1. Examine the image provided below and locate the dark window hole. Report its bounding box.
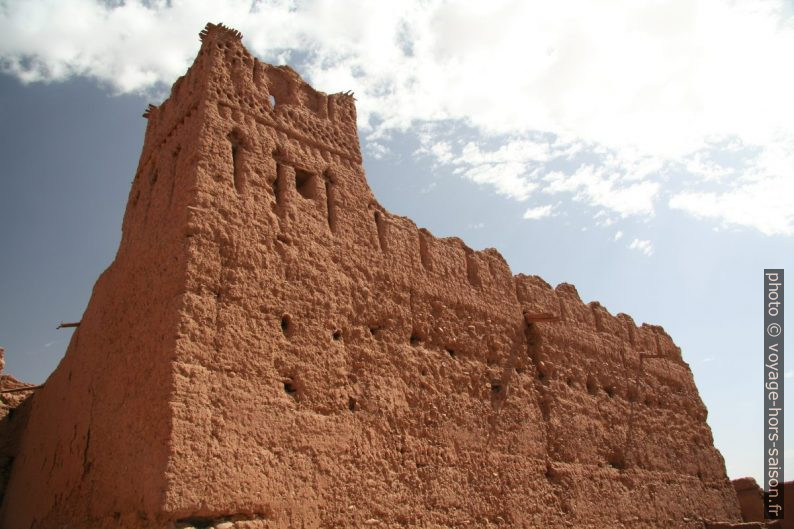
[348,397,357,412]
[410,333,421,346]
[369,326,381,337]
[280,314,291,336]
[283,381,298,397]
[605,385,615,398]
[490,381,502,394]
[295,169,316,199]
[446,349,456,358]
[332,329,342,341]
[566,377,573,387]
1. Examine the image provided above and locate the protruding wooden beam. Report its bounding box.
[142,104,157,119]
[57,321,81,329]
[0,384,43,394]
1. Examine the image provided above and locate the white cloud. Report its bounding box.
[2,0,794,234]
[522,204,555,220]
[613,230,624,241]
[460,161,539,200]
[628,238,654,257]
[366,141,390,160]
[543,165,660,218]
[428,141,454,164]
[669,146,794,235]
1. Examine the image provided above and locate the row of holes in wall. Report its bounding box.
[281,315,454,357]
[540,366,660,406]
[280,331,674,476]
[286,371,635,474]
[281,375,663,476]
[285,369,638,473]
[282,314,663,407]
[283,315,686,475]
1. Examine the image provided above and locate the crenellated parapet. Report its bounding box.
[200,22,360,163]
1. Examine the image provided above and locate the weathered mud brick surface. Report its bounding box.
[0,23,745,529]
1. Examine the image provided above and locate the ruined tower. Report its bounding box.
[0,24,743,528]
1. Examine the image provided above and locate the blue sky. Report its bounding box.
[1,0,792,485]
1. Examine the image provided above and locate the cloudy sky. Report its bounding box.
[1,0,792,484]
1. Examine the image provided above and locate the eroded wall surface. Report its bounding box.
[1,23,742,529]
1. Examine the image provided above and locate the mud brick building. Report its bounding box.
[0,23,750,529]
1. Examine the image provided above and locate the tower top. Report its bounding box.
[142,21,361,168]
[199,22,243,42]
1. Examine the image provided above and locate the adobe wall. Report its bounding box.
[160,24,740,527]
[0,31,216,528]
[731,478,791,528]
[0,23,743,529]
[734,478,767,523]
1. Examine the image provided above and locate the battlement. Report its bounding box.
[141,22,360,174]
[199,22,243,42]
